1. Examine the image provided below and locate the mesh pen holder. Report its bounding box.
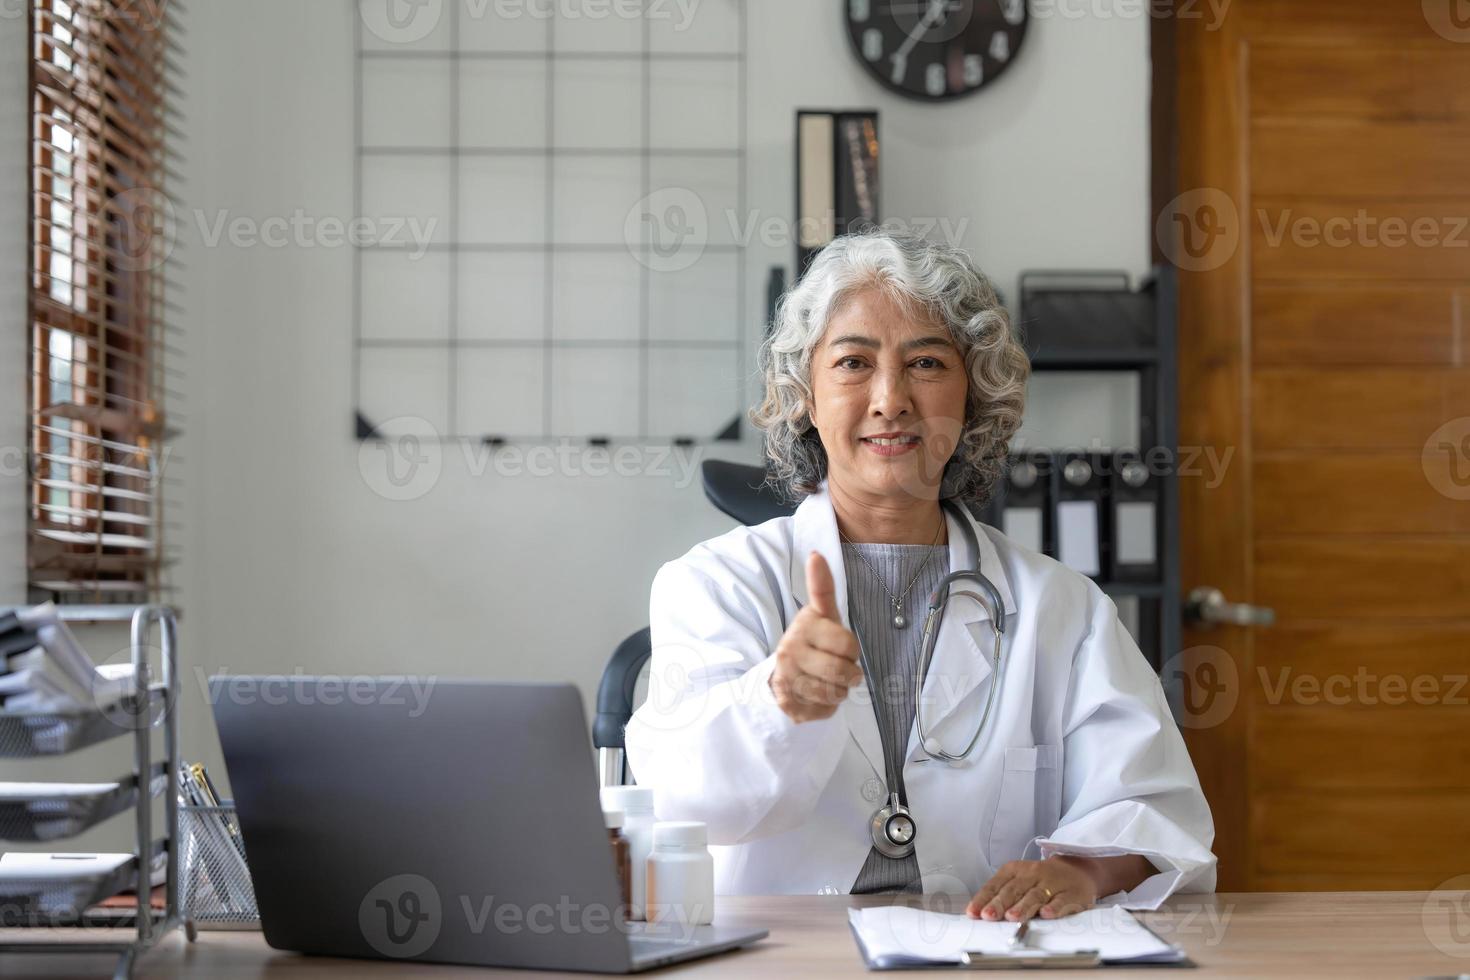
[178,803,258,930]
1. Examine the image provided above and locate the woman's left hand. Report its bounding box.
[966,853,1156,922]
[964,857,1100,922]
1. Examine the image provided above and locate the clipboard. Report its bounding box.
[959,949,1102,969]
[847,906,1192,971]
[850,918,1101,971]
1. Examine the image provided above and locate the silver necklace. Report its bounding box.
[838,517,945,629]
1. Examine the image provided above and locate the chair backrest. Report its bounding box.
[595,461,795,785]
[700,459,796,526]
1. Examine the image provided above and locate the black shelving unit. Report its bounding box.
[980,268,1180,672]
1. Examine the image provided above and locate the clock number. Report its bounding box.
[963,54,984,87]
[850,0,870,22]
[999,0,1025,26]
[863,28,883,61]
[891,52,908,83]
[989,31,1010,62]
[925,62,946,97]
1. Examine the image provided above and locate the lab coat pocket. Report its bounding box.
[986,744,1060,865]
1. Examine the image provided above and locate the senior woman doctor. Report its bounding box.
[625,232,1215,921]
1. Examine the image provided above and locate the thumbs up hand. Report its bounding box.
[768,551,865,723]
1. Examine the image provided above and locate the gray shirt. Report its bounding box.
[842,541,949,895]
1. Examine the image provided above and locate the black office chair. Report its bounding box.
[699,459,795,526]
[592,461,796,787]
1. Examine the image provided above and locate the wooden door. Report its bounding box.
[1172,0,1470,891]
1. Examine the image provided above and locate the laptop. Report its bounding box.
[210,677,768,972]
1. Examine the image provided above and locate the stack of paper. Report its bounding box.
[0,849,169,912]
[0,604,138,714]
[0,780,127,841]
[847,905,1186,969]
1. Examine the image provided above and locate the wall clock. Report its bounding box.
[846,0,1029,102]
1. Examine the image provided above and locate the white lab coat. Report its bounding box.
[624,482,1216,906]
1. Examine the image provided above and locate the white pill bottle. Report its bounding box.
[645,821,714,926]
[600,786,656,920]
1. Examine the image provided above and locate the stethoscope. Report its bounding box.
[845,498,1008,860]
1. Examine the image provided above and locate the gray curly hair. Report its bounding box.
[751,230,1029,505]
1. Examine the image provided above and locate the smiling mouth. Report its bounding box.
[861,436,921,446]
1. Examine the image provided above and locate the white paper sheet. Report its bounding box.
[0,851,132,882]
[0,781,121,802]
[1056,500,1101,576]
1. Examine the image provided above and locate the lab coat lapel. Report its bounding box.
[903,502,1018,767]
[789,485,885,784]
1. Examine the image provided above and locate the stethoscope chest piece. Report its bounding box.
[870,793,917,860]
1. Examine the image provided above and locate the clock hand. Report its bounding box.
[893,0,952,63]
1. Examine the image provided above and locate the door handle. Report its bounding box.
[1184,587,1276,628]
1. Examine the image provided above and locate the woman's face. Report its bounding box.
[808,287,969,504]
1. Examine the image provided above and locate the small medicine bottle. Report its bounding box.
[604,809,632,919]
[600,786,656,921]
[645,821,714,926]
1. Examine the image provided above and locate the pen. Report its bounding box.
[1009,919,1031,949]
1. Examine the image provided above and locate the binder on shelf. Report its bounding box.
[1055,451,1107,579]
[795,109,880,279]
[1000,451,1051,557]
[1109,450,1160,582]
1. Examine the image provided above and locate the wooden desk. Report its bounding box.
[3,891,1467,977]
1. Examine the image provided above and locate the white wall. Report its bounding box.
[169,0,1152,786]
[0,6,27,605]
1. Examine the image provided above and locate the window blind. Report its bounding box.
[28,0,180,604]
